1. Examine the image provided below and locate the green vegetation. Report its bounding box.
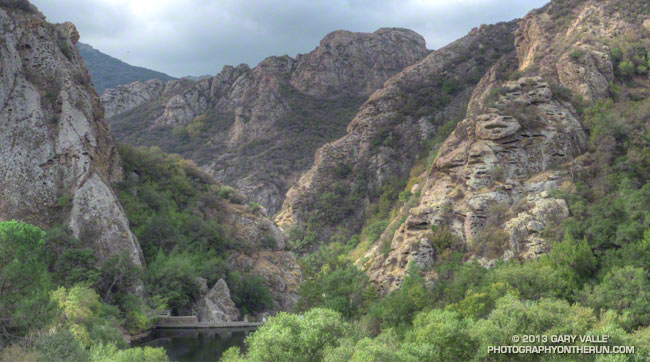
[296,242,376,318]
[0,220,170,361]
[117,144,272,316]
[227,271,272,316]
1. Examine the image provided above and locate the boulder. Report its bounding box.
[197,279,240,323]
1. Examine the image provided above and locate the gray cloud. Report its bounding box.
[30,0,548,77]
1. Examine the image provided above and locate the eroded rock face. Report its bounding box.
[361,0,648,293]
[514,1,638,102]
[103,29,428,214]
[364,76,587,294]
[0,3,143,265]
[197,279,240,323]
[290,28,428,97]
[101,79,182,119]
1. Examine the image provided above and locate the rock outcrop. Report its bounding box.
[219,201,302,312]
[197,279,240,323]
[103,29,429,214]
[364,76,587,293]
[361,0,649,293]
[0,1,143,265]
[276,21,518,238]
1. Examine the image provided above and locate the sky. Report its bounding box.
[31,0,549,78]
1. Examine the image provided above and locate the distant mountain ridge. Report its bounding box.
[101,28,430,215]
[76,42,175,94]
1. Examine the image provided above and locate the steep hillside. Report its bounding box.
[361,0,650,293]
[277,21,519,248]
[0,0,143,265]
[0,0,299,334]
[102,29,429,214]
[77,42,175,94]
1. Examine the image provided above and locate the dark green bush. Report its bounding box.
[35,330,88,362]
[227,271,272,316]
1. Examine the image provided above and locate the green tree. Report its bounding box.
[618,60,636,79]
[370,264,430,333]
[404,309,478,361]
[89,343,170,362]
[49,285,124,348]
[227,271,272,316]
[0,221,54,340]
[548,232,597,299]
[145,251,201,314]
[223,308,351,362]
[579,266,650,329]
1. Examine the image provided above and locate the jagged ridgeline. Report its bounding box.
[5,0,650,359]
[102,29,429,215]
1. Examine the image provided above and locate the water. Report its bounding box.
[143,327,256,361]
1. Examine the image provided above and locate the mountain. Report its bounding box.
[0,1,143,266]
[101,28,429,215]
[277,22,518,245]
[77,42,175,94]
[227,0,650,358]
[278,0,650,294]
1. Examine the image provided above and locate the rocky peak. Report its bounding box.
[0,1,143,265]
[102,79,170,119]
[103,27,429,214]
[290,28,428,98]
[276,21,518,238]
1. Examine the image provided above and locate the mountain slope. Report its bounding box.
[102,28,429,214]
[276,21,519,246]
[360,0,650,293]
[77,42,175,94]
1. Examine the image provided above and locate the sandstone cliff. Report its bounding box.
[362,0,650,293]
[0,1,143,265]
[102,29,428,214]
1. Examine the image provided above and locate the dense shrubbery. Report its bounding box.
[227,271,272,316]
[1,145,277,360]
[0,221,170,361]
[296,242,376,318]
[0,221,55,340]
[117,144,232,260]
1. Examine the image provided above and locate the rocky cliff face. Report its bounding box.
[0,1,143,265]
[276,22,518,239]
[362,0,650,293]
[103,29,428,214]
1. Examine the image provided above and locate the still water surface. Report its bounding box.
[144,327,256,361]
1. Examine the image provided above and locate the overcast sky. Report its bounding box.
[31,0,548,78]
